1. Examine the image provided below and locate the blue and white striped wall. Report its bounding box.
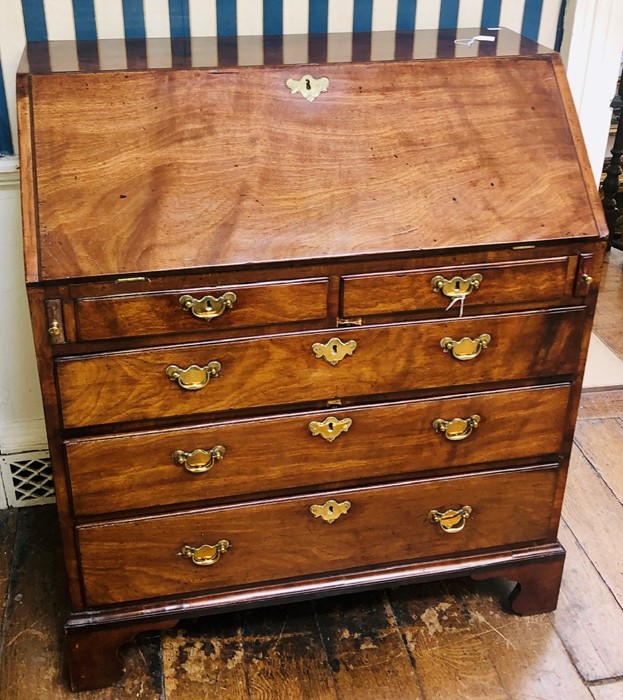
[0,0,566,156]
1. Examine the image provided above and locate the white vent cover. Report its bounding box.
[0,451,55,507]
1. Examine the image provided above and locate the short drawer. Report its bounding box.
[77,466,559,606]
[75,278,330,341]
[57,308,585,428]
[66,384,571,517]
[341,257,576,317]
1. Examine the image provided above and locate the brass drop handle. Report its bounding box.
[582,274,593,285]
[429,506,472,533]
[179,292,236,321]
[433,415,481,441]
[431,273,482,299]
[308,416,352,443]
[48,320,61,337]
[310,499,351,523]
[165,362,221,390]
[180,540,230,566]
[312,337,357,365]
[440,334,491,361]
[172,446,226,473]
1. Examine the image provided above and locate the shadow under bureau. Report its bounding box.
[17,29,607,691]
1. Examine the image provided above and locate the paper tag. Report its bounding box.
[454,35,497,47]
[445,293,467,317]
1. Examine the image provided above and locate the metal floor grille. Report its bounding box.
[0,451,55,507]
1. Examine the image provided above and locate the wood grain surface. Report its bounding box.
[30,57,600,281]
[77,467,559,606]
[65,384,571,517]
[57,309,584,428]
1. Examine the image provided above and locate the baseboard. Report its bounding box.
[0,418,48,455]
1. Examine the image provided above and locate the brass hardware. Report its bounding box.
[337,317,363,327]
[115,276,148,283]
[327,399,343,407]
[512,244,536,250]
[433,415,481,441]
[582,274,593,285]
[312,337,357,366]
[165,362,221,390]
[48,320,61,337]
[180,540,230,566]
[310,499,351,523]
[431,273,483,299]
[309,416,352,443]
[179,292,237,321]
[440,334,491,361]
[429,506,472,533]
[286,74,329,102]
[172,446,226,473]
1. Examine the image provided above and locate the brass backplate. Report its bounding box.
[429,506,472,534]
[431,273,483,299]
[308,416,352,443]
[286,74,329,101]
[179,292,237,321]
[440,334,491,361]
[172,446,226,473]
[312,337,357,366]
[433,415,481,441]
[310,499,351,524]
[165,362,221,390]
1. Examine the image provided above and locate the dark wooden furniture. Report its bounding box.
[18,30,607,691]
[603,74,623,250]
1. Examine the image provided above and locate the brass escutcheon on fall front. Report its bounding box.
[172,446,226,473]
[308,416,352,443]
[440,333,491,361]
[179,292,237,321]
[431,273,483,299]
[180,540,230,566]
[312,337,357,365]
[310,499,351,523]
[433,415,481,441]
[286,74,329,101]
[165,362,221,390]
[428,506,472,533]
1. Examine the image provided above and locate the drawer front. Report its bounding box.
[76,278,329,341]
[78,466,559,606]
[66,385,571,517]
[341,257,575,317]
[57,308,584,428]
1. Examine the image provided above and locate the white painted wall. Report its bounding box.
[0,2,621,469]
[0,160,46,454]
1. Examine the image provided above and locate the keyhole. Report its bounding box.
[454,280,461,291]
[328,505,334,514]
[332,344,338,354]
[328,422,334,430]
[305,78,311,90]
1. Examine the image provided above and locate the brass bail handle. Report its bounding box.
[180,540,231,566]
[432,273,483,299]
[165,362,221,390]
[172,446,226,473]
[429,506,472,534]
[433,415,481,441]
[179,292,237,321]
[440,334,491,361]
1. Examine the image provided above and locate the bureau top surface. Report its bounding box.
[18,30,604,282]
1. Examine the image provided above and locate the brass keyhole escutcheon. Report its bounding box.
[431,273,483,299]
[312,337,357,366]
[309,416,352,442]
[310,499,351,523]
[286,74,330,102]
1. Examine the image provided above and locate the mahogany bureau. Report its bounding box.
[17,29,607,691]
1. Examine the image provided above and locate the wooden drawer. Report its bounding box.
[57,308,584,428]
[75,278,329,341]
[66,385,571,517]
[77,466,559,606]
[341,256,576,317]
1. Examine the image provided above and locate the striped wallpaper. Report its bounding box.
[0,0,566,156]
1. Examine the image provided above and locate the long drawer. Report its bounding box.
[57,308,584,428]
[66,384,571,517]
[77,466,559,606]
